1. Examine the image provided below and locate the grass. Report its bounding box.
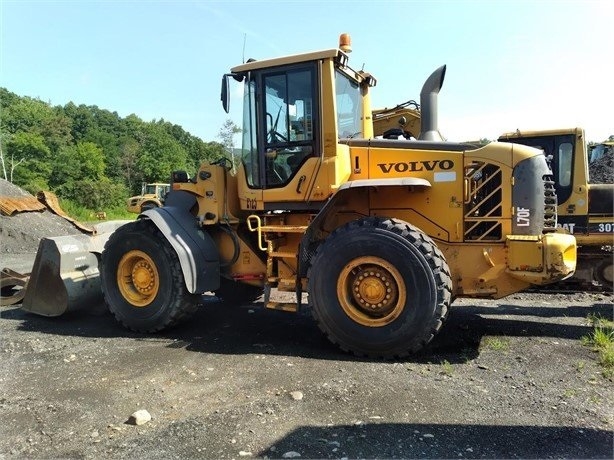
[481,336,510,352]
[60,199,137,223]
[439,360,454,376]
[582,314,614,379]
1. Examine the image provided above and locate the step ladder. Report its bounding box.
[247,215,308,312]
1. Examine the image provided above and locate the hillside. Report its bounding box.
[0,88,228,212]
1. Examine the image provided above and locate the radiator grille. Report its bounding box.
[464,162,503,241]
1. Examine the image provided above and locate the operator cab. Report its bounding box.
[221,35,374,208]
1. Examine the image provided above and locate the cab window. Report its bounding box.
[261,65,317,188]
[558,142,573,187]
[335,70,363,139]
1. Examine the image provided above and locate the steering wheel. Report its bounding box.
[266,108,288,144]
[268,129,288,144]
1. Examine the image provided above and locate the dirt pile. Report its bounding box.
[589,149,614,184]
[0,179,83,254]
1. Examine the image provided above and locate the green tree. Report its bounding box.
[4,131,52,189]
[218,119,242,172]
[136,122,189,183]
[1,86,225,210]
[73,177,127,210]
[50,142,106,201]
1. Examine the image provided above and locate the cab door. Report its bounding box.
[238,63,321,210]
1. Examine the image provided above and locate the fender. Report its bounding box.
[298,177,431,277]
[141,191,220,294]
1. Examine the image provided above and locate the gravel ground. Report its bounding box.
[1,179,613,459]
[1,284,613,459]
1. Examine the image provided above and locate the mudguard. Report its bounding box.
[141,191,220,294]
[298,177,431,277]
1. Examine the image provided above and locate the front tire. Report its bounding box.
[100,219,200,332]
[308,217,452,358]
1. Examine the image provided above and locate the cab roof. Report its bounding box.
[231,49,342,73]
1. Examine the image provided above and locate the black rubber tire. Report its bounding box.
[308,217,452,358]
[214,278,264,304]
[100,219,200,332]
[595,257,613,290]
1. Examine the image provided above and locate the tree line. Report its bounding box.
[0,87,233,211]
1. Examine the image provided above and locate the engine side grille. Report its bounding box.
[543,173,558,230]
[464,162,503,241]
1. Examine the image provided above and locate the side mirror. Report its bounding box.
[221,73,245,114]
[221,74,231,113]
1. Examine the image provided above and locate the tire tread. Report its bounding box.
[308,216,452,358]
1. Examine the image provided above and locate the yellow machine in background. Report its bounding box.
[126,182,170,214]
[373,100,422,140]
[22,35,577,358]
[499,128,613,288]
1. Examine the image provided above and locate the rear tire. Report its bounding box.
[100,219,200,332]
[308,217,452,358]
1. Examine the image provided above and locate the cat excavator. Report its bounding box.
[12,34,577,358]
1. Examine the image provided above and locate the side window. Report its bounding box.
[242,78,260,187]
[335,70,363,138]
[558,142,573,187]
[262,66,316,188]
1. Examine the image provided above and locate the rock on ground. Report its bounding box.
[589,149,614,184]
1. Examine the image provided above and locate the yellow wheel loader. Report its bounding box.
[20,35,577,358]
[126,183,170,214]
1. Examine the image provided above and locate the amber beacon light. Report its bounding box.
[339,33,352,53]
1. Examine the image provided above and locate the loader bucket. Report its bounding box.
[20,220,131,317]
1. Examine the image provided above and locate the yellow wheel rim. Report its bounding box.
[336,256,406,327]
[116,250,160,307]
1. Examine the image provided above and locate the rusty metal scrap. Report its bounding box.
[0,268,29,306]
[36,191,95,234]
[0,196,46,216]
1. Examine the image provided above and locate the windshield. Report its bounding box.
[335,70,363,139]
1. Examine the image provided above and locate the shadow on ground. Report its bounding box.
[254,422,613,459]
[2,296,612,364]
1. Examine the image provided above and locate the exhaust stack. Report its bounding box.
[418,65,446,141]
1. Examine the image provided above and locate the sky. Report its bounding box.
[1,0,613,144]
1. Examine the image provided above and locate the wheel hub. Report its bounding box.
[132,261,156,294]
[352,267,398,313]
[337,256,406,327]
[117,250,160,307]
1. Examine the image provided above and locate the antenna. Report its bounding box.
[242,33,247,63]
